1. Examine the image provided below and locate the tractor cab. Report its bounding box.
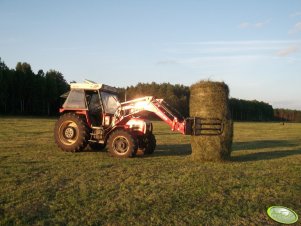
[56,80,158,157]
[60,80,120,127]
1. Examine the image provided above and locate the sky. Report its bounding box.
[1,0,301,109]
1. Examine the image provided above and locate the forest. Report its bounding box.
[0,58,300,122]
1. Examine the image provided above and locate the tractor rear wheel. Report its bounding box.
[54,113,89,152]
[107,130,137,158]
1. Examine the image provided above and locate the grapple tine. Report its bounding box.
[185,117,224,136]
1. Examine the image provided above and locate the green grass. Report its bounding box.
[0,117,301,225]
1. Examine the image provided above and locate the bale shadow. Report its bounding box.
[232,139,301,162]
[231,148,301,162]
[232,140,298,151]
[150,140,301,162]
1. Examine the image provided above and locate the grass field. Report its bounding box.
[0,117,300,225]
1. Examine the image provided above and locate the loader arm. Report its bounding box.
[119,96,186,134]
[118,96,224,136]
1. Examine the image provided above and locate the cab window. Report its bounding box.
[101,92,119,114]
[63,89,86,109]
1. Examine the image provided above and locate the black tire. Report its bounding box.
[144,133,156,154]
[54,113,90,152]
[138,133,156,155]
[107,130,137,158]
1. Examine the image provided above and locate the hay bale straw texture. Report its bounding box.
[190,81,233,161]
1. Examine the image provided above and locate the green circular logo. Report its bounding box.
[267,206,298,224]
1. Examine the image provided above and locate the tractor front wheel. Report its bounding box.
[54,113,89,152]
[137,133,156,155]
[144,133,156,154]
[107,130,137,158]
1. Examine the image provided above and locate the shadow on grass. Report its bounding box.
[231,148,301,162]
[151,140,301,162]
[232,139,301,162]
[151,144,192,157]
[232,140,298,151]
[154,132,179,136]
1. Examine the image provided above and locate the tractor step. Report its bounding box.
[90,126,104,143]
[186,117,223,136]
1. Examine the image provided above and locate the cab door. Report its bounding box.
[85,90,103,127]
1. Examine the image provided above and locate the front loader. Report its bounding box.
[54,80,223,157]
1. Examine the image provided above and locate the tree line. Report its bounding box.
[1,58,300,122]
[274,108,301,122]
[0,58,69,115]
[229,98,274,121]
[118,82,190,117]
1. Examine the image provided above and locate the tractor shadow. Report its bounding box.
[231,139,301,162]
[151,144,192,157]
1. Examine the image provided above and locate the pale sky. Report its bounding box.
[1,0,301,109]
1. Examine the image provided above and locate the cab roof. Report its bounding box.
[70,79,118,93]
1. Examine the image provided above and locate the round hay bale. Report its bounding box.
[190,81,233,161]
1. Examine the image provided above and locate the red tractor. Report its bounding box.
[54,80,222,157]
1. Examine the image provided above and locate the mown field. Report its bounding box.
[0,117,300,225]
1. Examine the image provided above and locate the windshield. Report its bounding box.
[101,92,120,114]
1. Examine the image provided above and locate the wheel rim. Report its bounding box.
[112,136,129,155]
[58,120,79,145]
